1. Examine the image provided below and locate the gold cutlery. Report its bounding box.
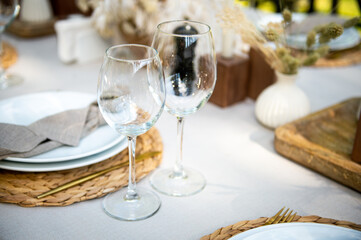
[36,151,161,199]
[264,207,297,225]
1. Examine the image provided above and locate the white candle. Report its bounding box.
[221,28,235,58]
[221,0,235,58]
[20,0,53,23]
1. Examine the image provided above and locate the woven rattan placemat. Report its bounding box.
[290,43,361,68]
[201,215,361,240]
[315,47,361,67]
[0,127,162,207]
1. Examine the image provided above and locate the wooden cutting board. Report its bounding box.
[274,98,361,192]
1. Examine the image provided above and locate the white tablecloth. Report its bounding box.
[0,34,360,240]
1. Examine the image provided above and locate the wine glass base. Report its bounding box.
[150,168,206,197]
[102,187,161,221]
[0,74,23,90]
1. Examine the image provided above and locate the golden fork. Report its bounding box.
[264,207,297,225]
[36,151,161,199]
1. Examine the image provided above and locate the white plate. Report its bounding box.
[0,91,124,163]
[256,12,306,32]
[0,137,127,172]
[229,223,361,240]
[256,13,360,51]
[286,28,360,51]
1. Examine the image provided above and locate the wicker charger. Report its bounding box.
[292,41,361,68]
[201,215,361,240]
[315,44,361,67]
[0,127,162,207]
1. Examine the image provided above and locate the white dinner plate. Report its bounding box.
[256,12,306,32]
[0,91,124,163]
[286,28,360,51]
[0,137,127,172]
[256,13,360,51]
[229,223,361,240]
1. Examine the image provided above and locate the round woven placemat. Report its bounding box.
[315,47,361,67]
[1,41,18,69]
[201,215,361,240]
[0,127,162,207]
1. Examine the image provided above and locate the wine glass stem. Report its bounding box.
[173,117,185,178]
[125,136,139,201]
[0,32,5,76]
[0,32,3,54]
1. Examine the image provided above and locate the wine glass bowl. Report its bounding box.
[150,20,216,196]
[155,20,216,117]
[97,44,165,220]
[99,46,165,137]
[0,0,21,90]
[0,0,19,31]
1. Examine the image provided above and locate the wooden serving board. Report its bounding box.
[275,98,361,192]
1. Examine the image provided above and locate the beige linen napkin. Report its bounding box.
[0,102,106,160]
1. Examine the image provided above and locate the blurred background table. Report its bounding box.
[0,33,360,240]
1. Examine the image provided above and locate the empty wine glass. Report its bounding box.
[0,0,21,90]
[150,20,216,196]
[97,44,165,220]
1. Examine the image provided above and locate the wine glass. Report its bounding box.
[150,20,216,196]
[0,0,21,90]
[97,44,165,221]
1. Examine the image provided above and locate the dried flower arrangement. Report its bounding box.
[76,0,214,43]
[218,6,360,75]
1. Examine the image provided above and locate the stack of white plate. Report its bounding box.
[0,91,127,172]
[255,12,361,51]
[229,223,361,240]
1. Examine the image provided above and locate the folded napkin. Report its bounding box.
[0,102,106,160]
